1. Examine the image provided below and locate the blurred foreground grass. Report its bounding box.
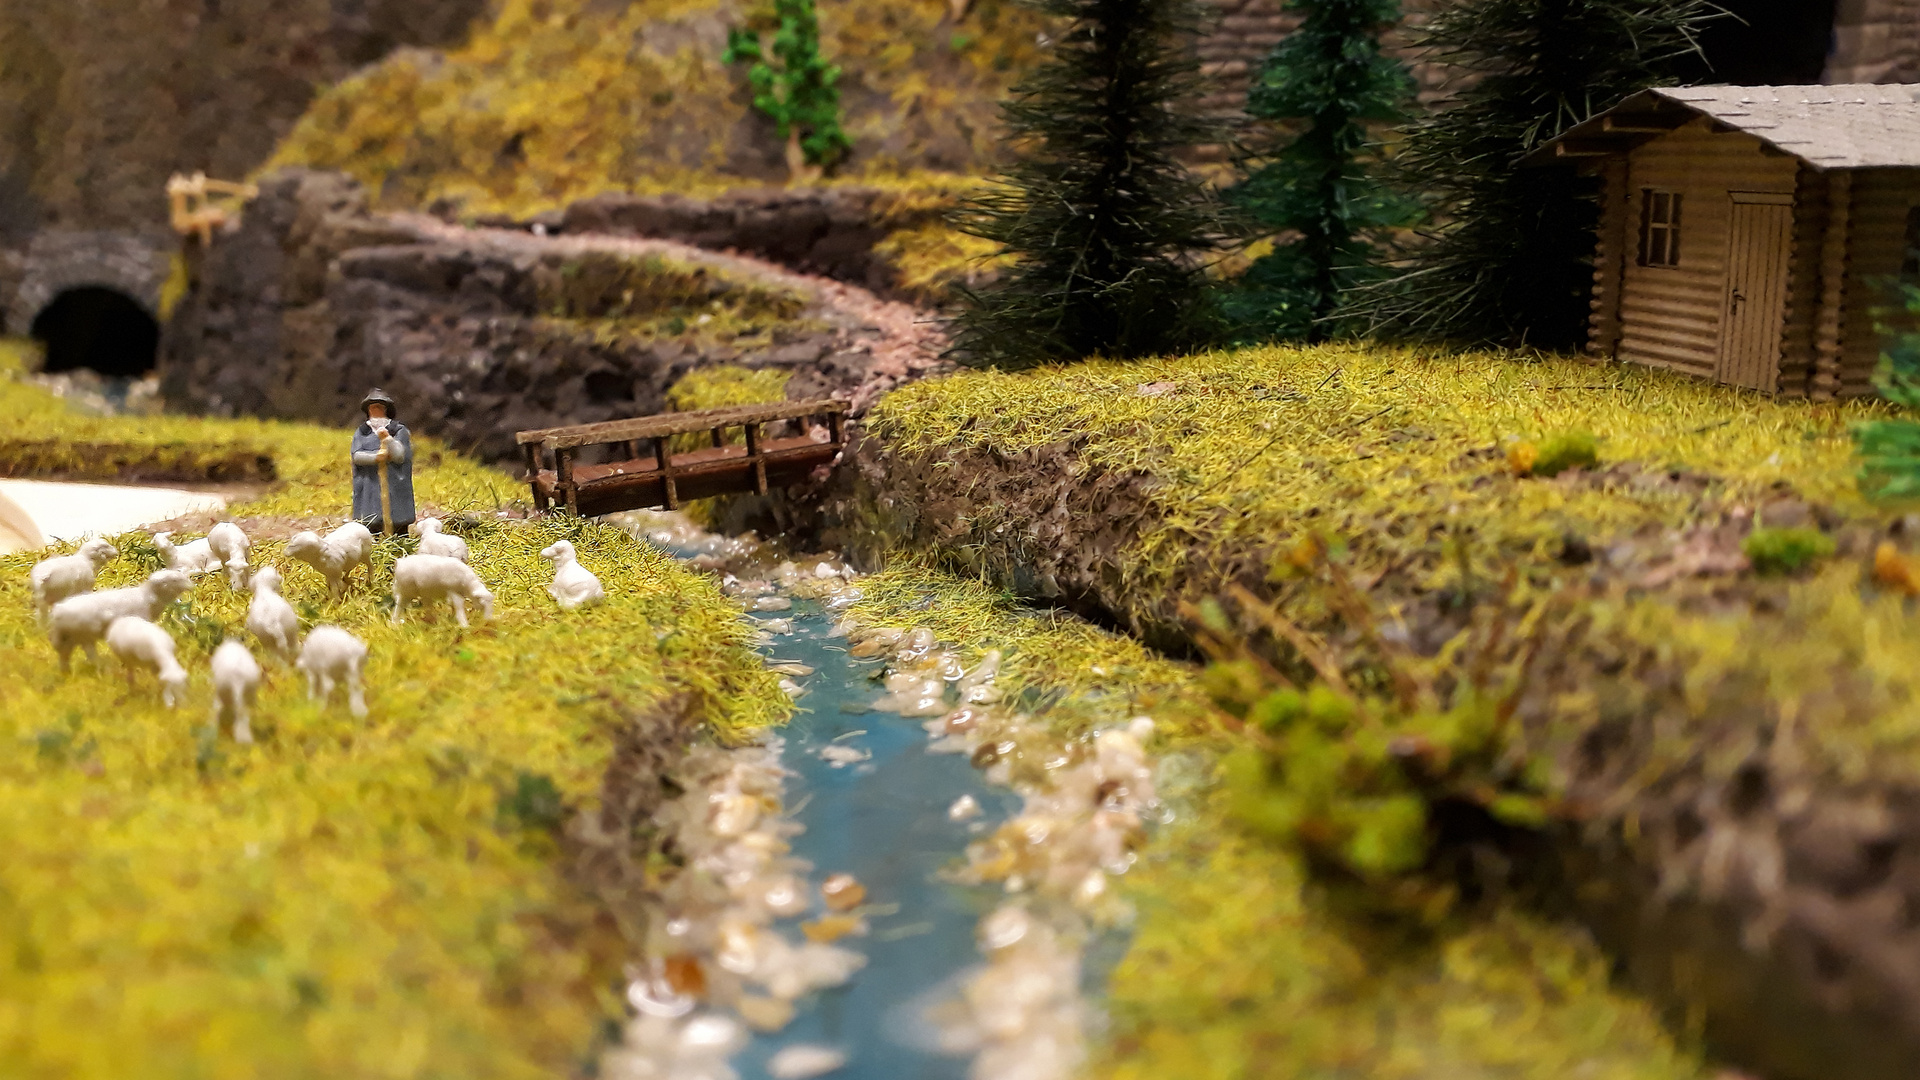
[0,371,785,1078]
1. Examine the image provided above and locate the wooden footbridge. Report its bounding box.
[517,399,849,517]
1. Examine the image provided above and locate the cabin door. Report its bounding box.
[1716,193,1795,392]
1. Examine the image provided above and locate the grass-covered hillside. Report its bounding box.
[269,0,1047,219]
[0,363,785,1077]
[851,343,1920,1075]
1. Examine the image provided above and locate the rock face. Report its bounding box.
[557,188,949,298]
[160,169,937,463]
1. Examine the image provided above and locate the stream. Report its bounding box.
[606,515,1161,1080]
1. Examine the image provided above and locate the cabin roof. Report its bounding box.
[1526,84,1920,169]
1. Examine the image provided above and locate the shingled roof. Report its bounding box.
[1526,84,1920,169]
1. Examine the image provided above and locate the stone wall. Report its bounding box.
[1831,0,1920,82]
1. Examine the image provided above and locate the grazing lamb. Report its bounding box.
[153,531,222,577]
[297,625,367,718]
[391,553,494,627]
[207,521,252,589]
[30,537,118,624]
[285,521,375,595]
[245,566,301,660]
[48,570,193,672]
[211,638,262,743]
[105,615,189,708]
[540,540,605,611]
[411,517,469,563]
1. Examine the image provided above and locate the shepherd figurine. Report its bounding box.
[351,388,415,536]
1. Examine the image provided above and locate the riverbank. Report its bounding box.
[0,371,785,1077]
[784,342,1920,1079]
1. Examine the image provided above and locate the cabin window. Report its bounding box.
[1639,189,1682,268]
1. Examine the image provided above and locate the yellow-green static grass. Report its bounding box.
[849,558,1706,1080]
[0,371,786,1075]
[0,517,785,1079]
[870,344,1889,605]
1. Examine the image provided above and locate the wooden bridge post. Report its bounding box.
[828,411,845,448]
[556,447,578,516]
[523,443,550,511]
[711,427,726,448]
[744,423,769,495]
[652,437,680,510]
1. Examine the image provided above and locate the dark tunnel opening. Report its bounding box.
[29,286,161,378]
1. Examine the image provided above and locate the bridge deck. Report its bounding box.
[517,399,849,516]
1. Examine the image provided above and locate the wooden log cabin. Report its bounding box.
[1529,85,1920,398]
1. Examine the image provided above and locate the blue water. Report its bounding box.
[732,601,1024,1080]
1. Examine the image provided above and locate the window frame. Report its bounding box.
[1638,188,1683,269]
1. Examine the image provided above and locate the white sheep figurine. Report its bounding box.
[285,521,375,596]
[298,625,368,718]
[411,517,469,563]
[391,553,494,627]
[153,531,222,577]
[105,615,189,708]
[211,638,262,743]
[540,540,605,611]
[48,569,194,672]
[207,521,252,589]
[30,537,118,624]
[245,565,301,660]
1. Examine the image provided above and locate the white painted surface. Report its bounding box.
[0,480,229,552]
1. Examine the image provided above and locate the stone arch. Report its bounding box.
[5,229,173,337]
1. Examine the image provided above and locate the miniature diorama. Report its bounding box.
[15,2,1920,1080]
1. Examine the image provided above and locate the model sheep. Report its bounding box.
[48,570,194,672]
[411,517,469,562]
[245,566,301,660]
[207,521,252,589]
[297,625,368,718]
[211,638,262,743]
[391,553,494,627]
[540,540,606,611]
[105,615,189,708]
[30,538,118,624]
[153,531,222,577]
[286,521,375,595]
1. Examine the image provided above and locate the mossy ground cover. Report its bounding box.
[868,344,1885,616]
[0,375,786,1077]
[848,559,1712,1079]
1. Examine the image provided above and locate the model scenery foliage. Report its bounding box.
[724,0,853,173]
[947,0,1231,369]
[1858,287,1920,500]
[1226,0,1416,343]
[1354,0,1720,349]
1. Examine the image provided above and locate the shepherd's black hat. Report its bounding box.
[359,388,398,419]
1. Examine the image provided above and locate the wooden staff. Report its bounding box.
[377,431,393,536]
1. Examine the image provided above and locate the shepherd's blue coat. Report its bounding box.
[350,421,415,531]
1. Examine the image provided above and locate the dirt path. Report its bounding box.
[397,214,952,414]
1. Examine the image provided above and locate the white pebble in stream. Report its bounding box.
[949,794,982,821]
[766,1044,848,1079]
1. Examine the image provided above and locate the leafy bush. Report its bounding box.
[1858,284,1920,501]
[725,0,852,173]
[1743,525,1834,576]
[1509,429,1599,477]
[1194,583,1551,886]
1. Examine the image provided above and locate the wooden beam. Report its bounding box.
[652,437,679,510]
[1555,140,1620,158]
[1602,113,1690,133]
[744,423,769,496]
[524,398,849,450]
[1811,171,1852,402]
[557,449,578,516]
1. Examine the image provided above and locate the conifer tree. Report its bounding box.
[1226,0,1415,342]
[1353,0,1718,348]
[948,0,1230,369]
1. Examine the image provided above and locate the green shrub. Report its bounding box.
[724,0,852,172]
[1743,525,1835,575]
[1532,429,1599,477]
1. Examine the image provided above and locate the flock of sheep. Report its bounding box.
[26,516,608,742]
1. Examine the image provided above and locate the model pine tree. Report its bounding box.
[1225,0,1415,342]
[1353,0,1718,348]
[947,0,1229,368]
